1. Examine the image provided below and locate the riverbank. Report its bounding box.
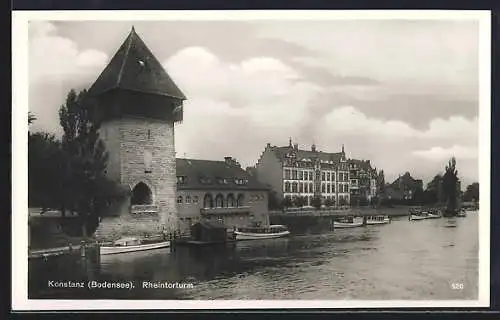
[270,205,413,218]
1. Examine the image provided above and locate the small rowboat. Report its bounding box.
[100,237,170,255]
[235,225,290,241]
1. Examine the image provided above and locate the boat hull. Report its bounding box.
[366,218,390,225]
[426,214,442,219]
[100,241,170,255]
[235,231,290,241]
[409,215,427,221]
[334,222,364,228]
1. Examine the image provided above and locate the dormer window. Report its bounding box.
[177,176,187,184]
[217,178,228,185]
[235,178,249,185]
[199,177,212,185]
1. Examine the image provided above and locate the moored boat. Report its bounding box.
[457,209,467,218]
[409,214,427,221]
[235,225,290,241]
[334,216,364,228]
[366,215,391,225]
[100,237,170,255]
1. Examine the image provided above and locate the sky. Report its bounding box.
[28,19,481,188]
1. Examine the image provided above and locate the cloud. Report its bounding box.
[28,21,109,135]
[29,21,108,83]
[412,145,478,161]
[319,106,478,141]
[164,46,323,128]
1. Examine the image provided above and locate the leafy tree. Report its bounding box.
[463,182,479,202]
[293,196,307,208]
[442,157,459,214]
[282,196,293,209]
[28,132,66,211]
[324,198,334,207]
[58,89,126,237]
[311,196,322,210]
[268,189,282,210]
[28,112,36,125]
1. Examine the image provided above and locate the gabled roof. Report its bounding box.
[89,27,186,100]
[176,158,269,191]
[270,146,343,164]
[348,159,375,173]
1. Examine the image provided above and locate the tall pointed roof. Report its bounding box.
[89,27,186,100]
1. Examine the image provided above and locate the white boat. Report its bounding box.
[426,212,442,219]
[409,214,427,221]
[235,225,290,241]
[366,215,391,225]
[100,237,170,255]
[334,216,364,228]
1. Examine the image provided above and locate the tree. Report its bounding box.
[293,196,307,208]
[339,197,348,207]
[268,190,282,210]
[28,131,66,211]
[282,196,293,209]
[28,112,36,125]
[442,157,459,214]
[311,196,322,210]
[324,198,334,207]
[58,89,126,237]
[377,170,386,197]
[463,182,479,202]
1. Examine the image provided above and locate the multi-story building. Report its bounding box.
[255,139,352,207]
[176,156,269,232]
[348,159,378,205]
[385,172,423,201]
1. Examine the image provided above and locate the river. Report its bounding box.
[28,212,479,300]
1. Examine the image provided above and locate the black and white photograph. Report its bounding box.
[12,10,490,310]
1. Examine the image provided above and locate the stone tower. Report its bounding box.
[89,27,186,241]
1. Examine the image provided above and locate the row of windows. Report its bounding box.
[177,193,265,207]
[283,169,350,182]
[284,182,351,193]
[177,176,249,186]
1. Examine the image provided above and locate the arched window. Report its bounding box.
[309,183,313,193]
[131,182,153,205]
[285,182,290,193]
[193,196,199,203]
[227,194,236,207]
[215,194,224,208]
[203,193,214,208]
[304,183,308,193]
[177,196,183,204]
[237,194,245,207]
[186,196,191,204]
[292,182,298,193]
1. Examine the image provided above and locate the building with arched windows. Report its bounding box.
[176,157,270,232]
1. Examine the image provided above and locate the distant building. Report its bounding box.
[176,157,269,232]
[254,139,377,207]
[385,172,423,201]
[347,159,378,205]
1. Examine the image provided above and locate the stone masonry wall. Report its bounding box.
[94,117,178,241]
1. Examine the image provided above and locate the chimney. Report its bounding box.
[224,156,232,165]
[266,143,271,148]
[311,144,316,152]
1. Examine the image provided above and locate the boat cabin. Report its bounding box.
[367,215,387,221]
[336,216,355,223]
[190,221,229,243]
[113,237,142,246]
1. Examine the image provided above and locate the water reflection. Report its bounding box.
[29,213,479,300]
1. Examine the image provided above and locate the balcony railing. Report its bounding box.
[131,204,159,214]
[200,206,252,215]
